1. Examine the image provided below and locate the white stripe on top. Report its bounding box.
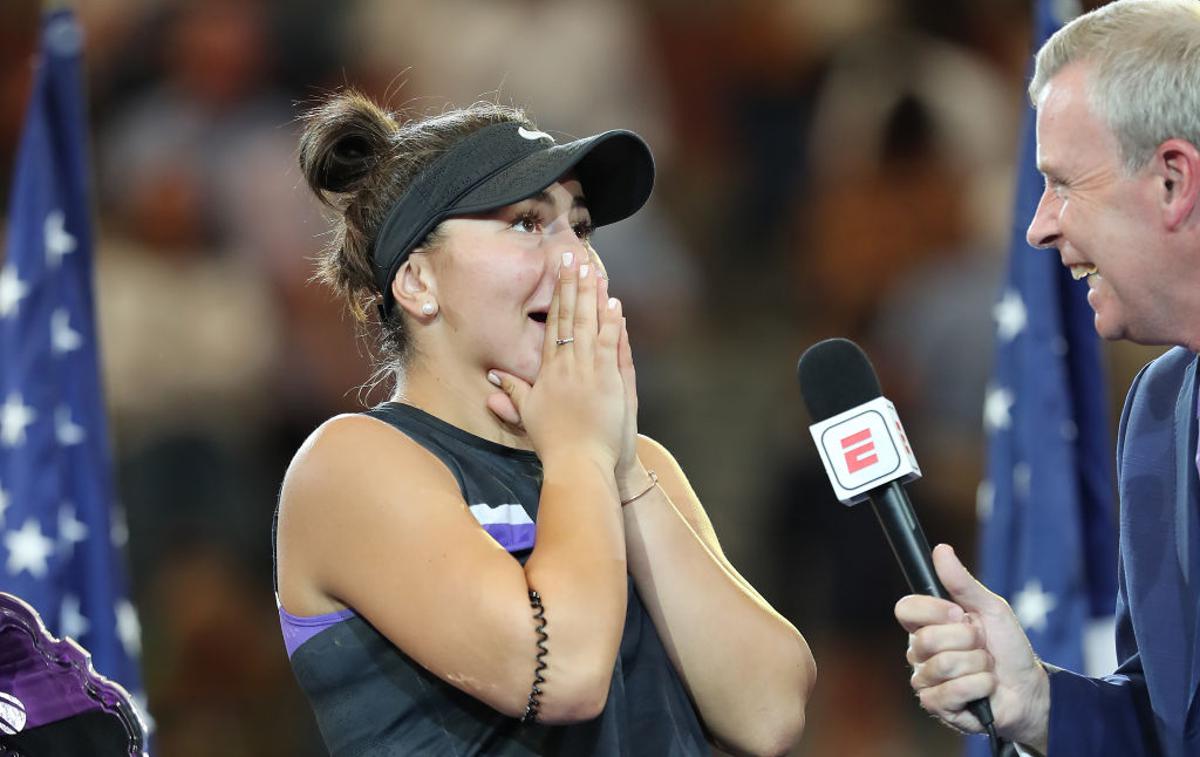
[468,503,534,527]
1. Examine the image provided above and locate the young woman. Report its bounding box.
[273,90,815,756]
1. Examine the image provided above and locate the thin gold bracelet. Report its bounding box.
[620,470,659,507]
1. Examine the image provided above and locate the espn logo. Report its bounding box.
[840,428,879,473]
[809,397,921,505]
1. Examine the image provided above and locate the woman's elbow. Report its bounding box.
[740,646,816,755]
[530,664,613,724]
[764,708,807,757]
[786,632,818,708]
[538,690,608,724]
[725,705,807,757]
[488,673,610,723]
[777,650,817,753]
[799,643,817,699]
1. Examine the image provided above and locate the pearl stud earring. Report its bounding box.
[421,301,436,316]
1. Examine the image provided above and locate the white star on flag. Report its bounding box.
[1013,461,1033,500]
[57,502,88,555]
[50,308,82,354]
[110,504,129,549]
[983,385,1015,432]
[54,405,84,446]
[0,394,37,448]
[1061,419,1078,441]
[43,210,76,268]
[1013,579,1058,633]
[115,599,142,657]
[4,518,55,578]
[0,265,30,319]
[59,593,89,640]
[993,289,1028,342]
[976,479,995,521]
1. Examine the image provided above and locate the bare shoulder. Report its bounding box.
[282,413,452,500]
[276,412,462,614]
[280,413,460,526]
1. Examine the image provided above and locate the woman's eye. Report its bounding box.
[512,213,541,233]
[573,220,595,240]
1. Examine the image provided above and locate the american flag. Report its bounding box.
[971,0,1118,752]
[0,8,147,718]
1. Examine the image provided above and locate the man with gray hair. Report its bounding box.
[895,1,1200,755]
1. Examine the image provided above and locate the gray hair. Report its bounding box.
[1029,0,1200,173]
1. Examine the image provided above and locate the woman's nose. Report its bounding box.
[546,232,588,268]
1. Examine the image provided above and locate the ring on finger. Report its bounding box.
[555,337,575,346]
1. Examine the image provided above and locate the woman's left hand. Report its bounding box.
[610,287,647,499]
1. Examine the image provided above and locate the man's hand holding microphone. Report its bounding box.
[895,544,1052,754]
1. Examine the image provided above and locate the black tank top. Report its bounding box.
[274,402,710,756]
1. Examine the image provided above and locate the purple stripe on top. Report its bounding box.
[278,604,355,658]
[481,522,536,552]
[469,503,536,552]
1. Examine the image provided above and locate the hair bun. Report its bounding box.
[319,133,374,193]
[299,90,398,201]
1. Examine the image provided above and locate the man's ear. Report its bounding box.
[1155,138,1200,230]
[391,250,438,319]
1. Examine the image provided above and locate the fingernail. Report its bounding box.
[561,251,573,267]
[487,371,501,387]
[579,263,590,278]
[608,297,618,310]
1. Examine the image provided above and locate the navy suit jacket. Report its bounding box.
[1046,346,1200,756]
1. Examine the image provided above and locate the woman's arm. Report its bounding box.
[620,434,816,756]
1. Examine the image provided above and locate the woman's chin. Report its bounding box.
[505,358,540,386]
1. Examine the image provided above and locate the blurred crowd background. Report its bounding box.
[0,0,1169,755]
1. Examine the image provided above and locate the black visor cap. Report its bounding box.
[372,124,655,316]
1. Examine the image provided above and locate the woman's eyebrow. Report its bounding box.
[525,190,589,211]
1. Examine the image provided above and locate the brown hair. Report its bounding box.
[297,89,533,381]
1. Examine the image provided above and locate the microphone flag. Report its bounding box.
[973,0,1117,752]
[0,7,149,728]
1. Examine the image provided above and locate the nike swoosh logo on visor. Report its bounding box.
[517,127,554,143]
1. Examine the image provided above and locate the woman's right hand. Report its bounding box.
[487,251,627,468]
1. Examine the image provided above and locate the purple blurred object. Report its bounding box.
[0,593,146,756]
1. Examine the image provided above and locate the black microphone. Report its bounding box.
[796,337,996,732]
